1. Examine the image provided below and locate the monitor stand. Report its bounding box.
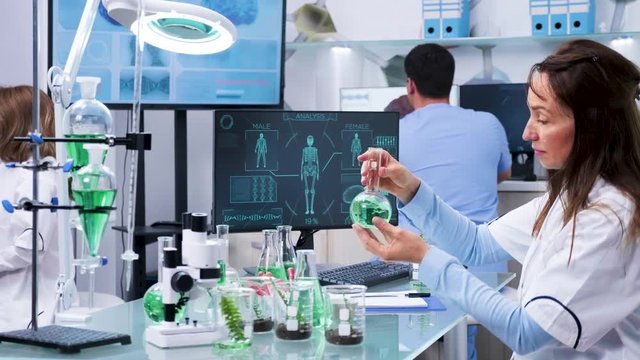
[294,229,317,251]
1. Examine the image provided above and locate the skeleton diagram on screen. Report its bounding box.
[300,135,320,215]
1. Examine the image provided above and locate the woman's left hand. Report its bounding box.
[352,217,429,264]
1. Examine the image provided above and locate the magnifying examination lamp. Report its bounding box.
[0,0,237,352]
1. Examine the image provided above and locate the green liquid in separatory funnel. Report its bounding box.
[256,266,287,280]
[65,134,106,170]
[72,189,116,257]
[350,192,392,228]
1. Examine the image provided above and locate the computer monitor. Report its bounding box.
[213,110,399,249]
[49,0,285,108]
[459,83,536,180]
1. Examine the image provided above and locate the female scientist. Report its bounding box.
[0,85,59,331]
[353,39,640,358]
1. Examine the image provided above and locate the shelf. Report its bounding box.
[285,31,640,50]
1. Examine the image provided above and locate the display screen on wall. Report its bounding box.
[49,0,285,108]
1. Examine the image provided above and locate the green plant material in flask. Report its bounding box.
[215,294,252,350]
[350,147,392,228]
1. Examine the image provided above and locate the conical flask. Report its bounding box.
[277,225,297,274]
[71,144,116,257]
[63,77,112,170]
[256,229,286,280]
[349,147,392,228]
[294,250,324,328]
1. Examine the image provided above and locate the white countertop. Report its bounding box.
[498,180,547,192]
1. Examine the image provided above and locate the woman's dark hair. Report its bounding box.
[0,85,55,162]
[404,43,455,99]
[529,39,640,260]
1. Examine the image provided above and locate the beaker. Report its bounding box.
[323,285,367,346]
[212,286,255,350]
[277,225,297,274]
[257,229,286,280]
[273,280,314,341]
[239,276,275,333]
[349,147,392,228]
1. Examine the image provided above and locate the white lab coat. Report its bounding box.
[0,158,59,331]
[490,178,640,359]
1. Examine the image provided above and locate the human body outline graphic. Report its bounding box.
[255,132,267,168]
[301,135,320,215]
[350,133,362,167]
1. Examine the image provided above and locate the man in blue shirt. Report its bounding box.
[398,43,512,360]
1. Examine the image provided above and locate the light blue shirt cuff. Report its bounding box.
[398,181,434,227]
[418,246,555,355]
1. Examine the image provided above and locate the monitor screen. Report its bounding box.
[49,0,285,108]
[213,110,399,234]
[458,83,530,153]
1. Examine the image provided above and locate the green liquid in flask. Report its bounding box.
[143,287,186,323]
[72,189,116,257]
[296,278,325,328]
[65,134,107,170]
[350,191,392,228]
[256,266,287,280]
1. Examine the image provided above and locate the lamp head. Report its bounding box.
[102,0,236,55]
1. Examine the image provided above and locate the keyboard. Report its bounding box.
[318,261,412,287]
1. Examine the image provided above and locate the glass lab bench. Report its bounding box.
[0,272,515,360]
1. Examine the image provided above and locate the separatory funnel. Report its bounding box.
[71,144,116,259]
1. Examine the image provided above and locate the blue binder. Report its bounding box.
[530,0,550,36]
[441,0,470,38]
[549,0,568,36]
[423,0,470,39]
[423,0,441,39]
[569,0,595,35]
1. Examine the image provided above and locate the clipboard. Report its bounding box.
[365,292,447,313]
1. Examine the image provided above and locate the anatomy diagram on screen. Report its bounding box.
[350,133,362,166]
[301,134,320,215]
[255,132,268,168]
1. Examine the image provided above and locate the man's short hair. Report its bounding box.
[404,43,455,99]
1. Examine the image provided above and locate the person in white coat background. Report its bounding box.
[353,39,640,358]
[0,85,59,331]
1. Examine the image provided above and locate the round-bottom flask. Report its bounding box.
[143,236,186,323]
[349,147,392,228]
[350,190,392,228]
